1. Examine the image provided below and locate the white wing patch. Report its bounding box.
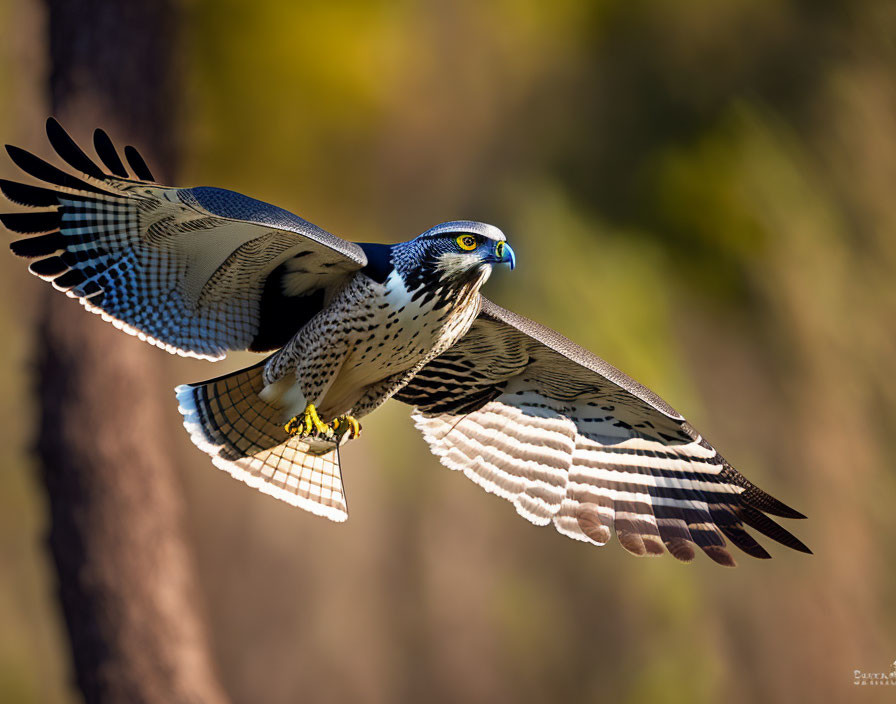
[413,392,575,525]
[413,392,741,559]
[401,300,809,566]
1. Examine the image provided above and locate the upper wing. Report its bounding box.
[0,118,366,360]
[395,297,809,566]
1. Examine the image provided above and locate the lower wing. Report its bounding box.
[395,297,809,566]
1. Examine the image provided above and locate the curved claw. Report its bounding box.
[332,415,362,440]
[284,403,329,437]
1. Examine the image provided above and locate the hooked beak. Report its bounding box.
[490,241,516,270]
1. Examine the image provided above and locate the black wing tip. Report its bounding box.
[785,536,813,555]
[4,135,110,196]
[719,463,807,520]
[739,505,812,556]
[0,178,61,208]
[5,143,28,161]
[93,128,130,178]
[0,210,61,234]
[123,145,154,181]
[787,509,808,520]
[760,497,807,520]
[45,117,108,180]
[9,232,65,258]
[8,118,138,184]
[28,255,68,277]
[3,144,51,177]
[669,534,808,565]
[750,542,774,559]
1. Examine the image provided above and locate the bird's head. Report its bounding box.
[413,219,514,273]
[391,221,515,306]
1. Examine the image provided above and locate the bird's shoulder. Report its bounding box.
[357,242,394,284]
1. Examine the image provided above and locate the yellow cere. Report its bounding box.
[495,241,505,258]
[457,234,477,251]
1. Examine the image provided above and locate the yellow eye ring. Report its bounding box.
[457,234,477,251]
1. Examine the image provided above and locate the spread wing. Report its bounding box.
[1,118,366,360]
[395,298,810,566]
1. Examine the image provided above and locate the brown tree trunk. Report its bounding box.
[37,2,229,703]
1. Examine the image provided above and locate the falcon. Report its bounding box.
[1,119,810,566]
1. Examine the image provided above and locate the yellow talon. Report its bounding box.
[284,405,361,440]
[335,414,362,439]
[284,402,329,437]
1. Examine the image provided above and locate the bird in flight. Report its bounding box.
[1,119,810,566]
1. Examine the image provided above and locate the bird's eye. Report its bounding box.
[457,235,477,251]
[495,241,505,258]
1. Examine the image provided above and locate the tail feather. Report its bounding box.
[176,359,348,521]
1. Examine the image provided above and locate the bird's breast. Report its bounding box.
[332,270,480,390]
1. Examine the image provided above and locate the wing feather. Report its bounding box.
[413,395,575,525]
[92,128,129,177]
[397,297,809,566]
[2,118,367,360]
[124,144,154,181]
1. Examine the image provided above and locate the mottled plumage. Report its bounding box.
[1,119,810,565]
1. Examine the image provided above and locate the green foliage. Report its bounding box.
[2,0,895,702]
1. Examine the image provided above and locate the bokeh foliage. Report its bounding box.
[1,0,895,702]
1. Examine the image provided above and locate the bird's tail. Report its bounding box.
[175,359,348,521]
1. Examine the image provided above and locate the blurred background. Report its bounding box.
[1,0,895,702]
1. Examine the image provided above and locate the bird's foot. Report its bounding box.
[331,414,362,440]
[284,402,329,438]
[284,405,362,442]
